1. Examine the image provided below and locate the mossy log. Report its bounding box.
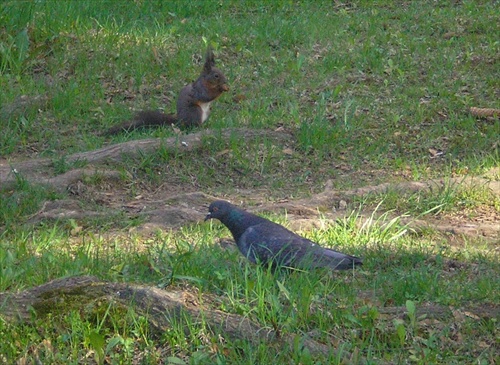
[0,276,334,359]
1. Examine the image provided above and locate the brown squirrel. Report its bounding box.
[104,47,229,135]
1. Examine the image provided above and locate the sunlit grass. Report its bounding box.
[1,210,498,363]
[0,0,498,363]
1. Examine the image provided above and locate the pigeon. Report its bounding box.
[205,200,362,270]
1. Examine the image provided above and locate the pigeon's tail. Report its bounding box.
[317,248,363,270]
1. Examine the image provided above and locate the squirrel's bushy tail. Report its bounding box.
[102,111,177,136]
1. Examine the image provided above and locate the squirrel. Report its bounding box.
[103,47,229,135]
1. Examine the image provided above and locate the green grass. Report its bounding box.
[1,214,498,363]
[355,177,500,216]
[1,0,499,364]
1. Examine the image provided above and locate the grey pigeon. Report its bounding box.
[205,200,362,270]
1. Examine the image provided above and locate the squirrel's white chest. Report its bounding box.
[199,102,212,123]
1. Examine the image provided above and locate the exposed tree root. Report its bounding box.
[0,128,289,189]
[2,127,497,239]
[23,176,499,239]
[1,276,496,363]
[0,276,337,360]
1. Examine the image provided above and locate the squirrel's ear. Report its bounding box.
[204,47,216,71]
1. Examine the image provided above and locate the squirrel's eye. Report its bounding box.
[214,73,219,78]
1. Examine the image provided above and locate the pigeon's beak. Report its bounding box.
[204,212,212,221]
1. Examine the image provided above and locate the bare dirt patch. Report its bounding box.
[2,129,498,241]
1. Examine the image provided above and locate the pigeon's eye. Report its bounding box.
[213,207,219,212]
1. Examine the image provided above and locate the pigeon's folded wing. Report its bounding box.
[240,223,362,270]
[239,223,317,267]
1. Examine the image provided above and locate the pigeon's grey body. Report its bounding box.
[205,200,362,270]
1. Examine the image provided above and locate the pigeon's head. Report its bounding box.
[205,200,233,222]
